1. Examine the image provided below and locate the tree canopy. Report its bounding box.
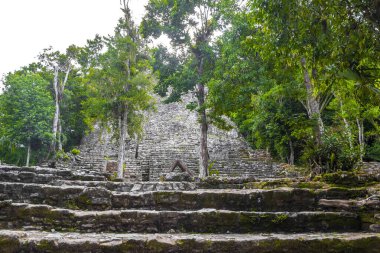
[0,0,379,174]
[0,72,54,166]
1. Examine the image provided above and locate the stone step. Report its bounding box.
[0,165,107,183]
[51,179,369,199]
[0,182,374,212]
[52,180,197,192]
[0,201,361,233]
[0,166,73,176]
[318,197,380,211]
[1,230,379,253]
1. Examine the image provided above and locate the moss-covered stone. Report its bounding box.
[0,235,20,253]
[320,171,378,187]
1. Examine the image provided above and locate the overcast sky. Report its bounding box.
[0,0,148,89]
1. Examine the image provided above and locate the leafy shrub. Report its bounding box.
[365,141,380,161]
[56,150,70,161]
[302,129,360,173]
[71,148,80,156]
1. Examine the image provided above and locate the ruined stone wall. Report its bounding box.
[74,93,281,181]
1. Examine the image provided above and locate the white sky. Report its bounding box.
[0,0,148,89]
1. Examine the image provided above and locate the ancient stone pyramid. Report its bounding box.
[73,93,281,180]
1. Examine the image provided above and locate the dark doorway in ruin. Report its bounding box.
[142,166,150,181]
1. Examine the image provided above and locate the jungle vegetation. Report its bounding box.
[0,0,379,176]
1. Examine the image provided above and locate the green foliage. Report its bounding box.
[1,0,379,173]
[0,72,54,165]
[365,141,380,161]
[207,0,379,172]
[208,161,219,176]
[142,0,237,101]
[36,46,90,153]
[83,6,155,142]
[0,139,26,166]
[318,170,378,187]
[55,150,70,161]
[302,130,361,172]
[271,214,289,224]
[70,148,80,156]
[60,74,89,150]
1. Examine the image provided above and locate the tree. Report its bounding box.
[207,0,379,171]
[84,0,154,178]
[38,46,78,153]
[0,72,54,166]
[142,0,237,177]
[208,10,310,165]
[238,0,379,170]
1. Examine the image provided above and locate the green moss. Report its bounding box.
[36,240,56,252]
[239,213,261,231]
[251,236,380,253]
[64,200,80,210]
[71,148,80,155]
[359,212,379,225]
[109,172,118,181]
[321,171,377,187]
[146,239,171,251]
[244,180,292,189]
[296,181,324,189]
[76,194,93,208]
[0,236,20,252]
[271,214,289,224]
[64,227,79,233]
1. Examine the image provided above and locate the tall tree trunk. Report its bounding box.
[198,83,209,178]
[51,65,71,153]
[116,57,132,179]
[51,67,60,152]
[117,106,128,179]
[356,118,365,162]
[340,101,353,150]
[300,57,324,144]
[288,139,295,165]
[26,140,31,167]
[195,56,209,178]
[58,119,63,151]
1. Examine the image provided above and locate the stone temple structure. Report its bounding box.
[73,93,281,181]
[1,96,380,252]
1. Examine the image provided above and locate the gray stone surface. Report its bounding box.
[1,230,380,253]
[0,201,361,233]
[0,165,107,183]
[71,94,282,181]
[1,181,379,214]
[0,164,379,252]
[163,172,193,182]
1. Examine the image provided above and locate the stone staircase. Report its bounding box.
[0,165,380,252]
[69,94,283,181]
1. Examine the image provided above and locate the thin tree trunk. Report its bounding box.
[356,118,364,162]
[196,57,209,178]
[300,57,324,144]
[26,140,31,167]
[288,139,295,165]
[51,65,70,153]
[340,101,353,150]
[116,57,132,179]
[57,66,70,151]
[58,119,63,151]
[51,67,60,152]
[198,83,209,178]
[117,106,128,179]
